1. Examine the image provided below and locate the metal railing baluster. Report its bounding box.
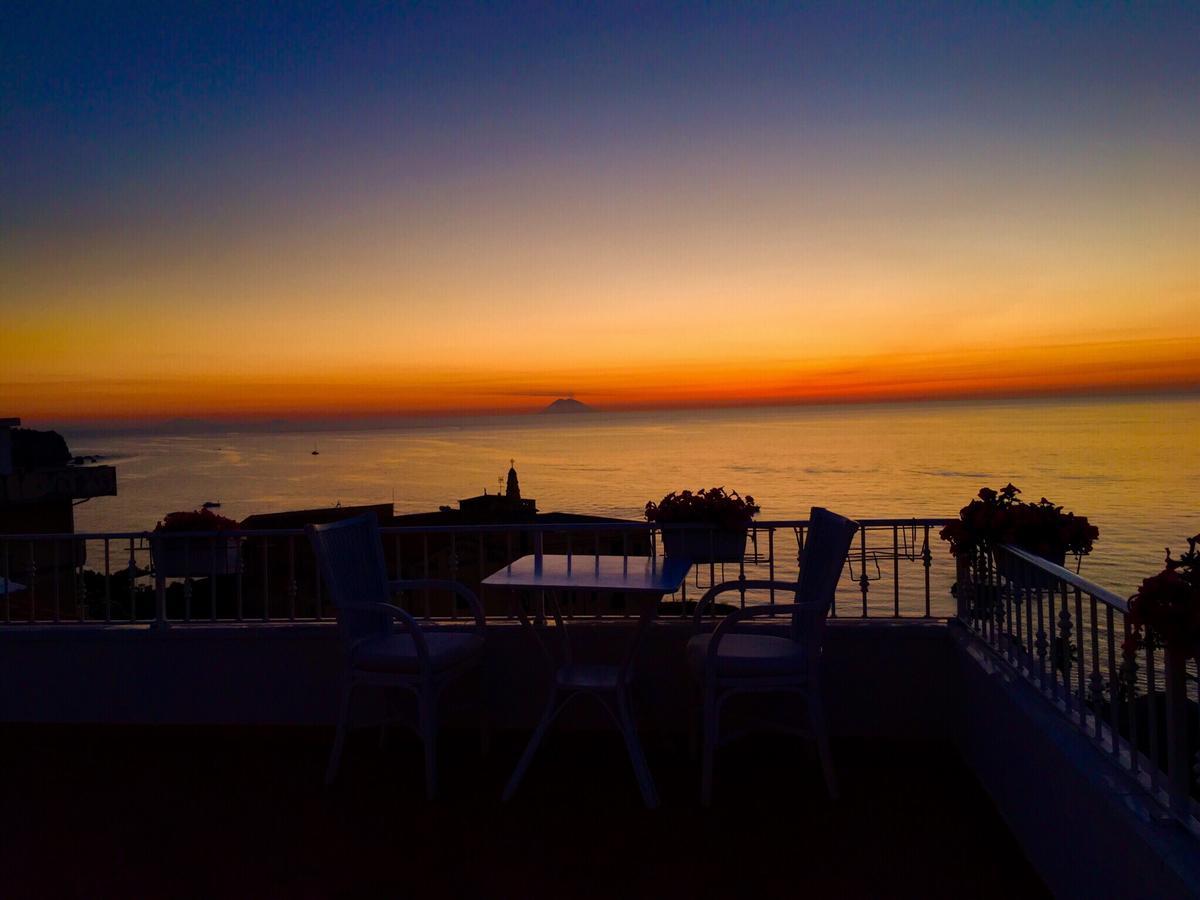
[126,538,136,623]
[314,551,323,621]
[422,535,431,619]
[210,536,219,621]
[236,542,244,622]
[1074,586,1085,719]
[76,544,86,622]
[261,539,269,622]
[1089,594,1103,742]
[183,537,192,622]
[1035,584,1048,690]
[1145,642,1160,789]
[52,539,60,622]
[858,527,869,617]
[449,533,458,620]
[29,541,37,622]
[767,527,775,609]
[1124,612,1140,776]
[1106,605,1119,757]
[922,525,932,617]
[3,540,10,623]
[892,525,900,617]
[481,533,488,592]
[1058,583,1072,712]
[738,548,746,611]
[288,535,297,621]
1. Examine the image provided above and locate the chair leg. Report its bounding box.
[688,680,700,762]
[614,687,659,809]
[419,683,438,801]
[479,666,491,757]
[325,676,354,786]
[810,691,838,800]
[701,684,719,807]
[503,687,559,802]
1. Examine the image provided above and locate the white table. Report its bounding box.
[483,554,691,808]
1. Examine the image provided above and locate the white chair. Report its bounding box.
[306,514,487,798]
[687,507,859,805]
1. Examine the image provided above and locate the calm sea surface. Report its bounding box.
[68,396,1199,597]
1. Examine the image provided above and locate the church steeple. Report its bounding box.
[505,459,520,500]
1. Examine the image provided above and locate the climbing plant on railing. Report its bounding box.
[1123,533,1200,662]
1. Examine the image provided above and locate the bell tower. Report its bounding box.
[505,459,521,500]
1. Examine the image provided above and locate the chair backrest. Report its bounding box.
[306,513,393,645]
[792,507,859,643]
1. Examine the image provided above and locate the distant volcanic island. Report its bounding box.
[541,397,596,414]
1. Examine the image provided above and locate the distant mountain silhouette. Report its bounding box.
[542,398,595,414]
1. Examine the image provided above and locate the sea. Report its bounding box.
[66,395,1199,598]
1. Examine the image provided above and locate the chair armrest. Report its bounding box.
[343,601,430,668]
[389,579,487,632]
[692,579,801,628]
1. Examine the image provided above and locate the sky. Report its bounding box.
[3,2,1198,423]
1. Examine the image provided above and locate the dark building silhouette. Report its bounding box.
[457,460,536,522]
[0,418,117,537]
[1,418,118,618]
[232,464,650,618]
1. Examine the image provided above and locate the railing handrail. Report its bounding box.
[0,516,952,542]
[963,544,1198,830]
[996,544,1129,612]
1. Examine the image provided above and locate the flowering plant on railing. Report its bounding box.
[939,484,1098,564]
[155,509,241,532]
[644,487,760,528]
[1123,534,1200,662]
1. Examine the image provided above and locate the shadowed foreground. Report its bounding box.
[0,726,1047,898]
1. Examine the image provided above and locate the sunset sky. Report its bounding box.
[3,3,1198,423]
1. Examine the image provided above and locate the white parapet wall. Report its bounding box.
[948,622,1200,899]
[0,620,949,736]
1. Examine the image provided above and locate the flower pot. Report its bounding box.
[660,528,746,564]
[152,535,240,578]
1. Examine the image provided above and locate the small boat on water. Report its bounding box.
[311,447,320,455]
[202,501,221,509]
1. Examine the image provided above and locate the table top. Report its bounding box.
[483,554,691,594]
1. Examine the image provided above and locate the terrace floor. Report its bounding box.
[1,724,1048,899]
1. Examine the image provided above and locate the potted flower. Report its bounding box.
[1124,534,1200,664]
[644,487,760,563]
[940,484,1098,589]
[152,508,242,577]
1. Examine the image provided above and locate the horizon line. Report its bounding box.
[27,383,1200,434]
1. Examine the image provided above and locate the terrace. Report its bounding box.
[1,519,1198,897]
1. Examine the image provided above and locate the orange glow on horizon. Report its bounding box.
[8,335,1198,424]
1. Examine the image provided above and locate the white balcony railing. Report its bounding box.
[959,545,1200,832]
[0,517,953,626]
